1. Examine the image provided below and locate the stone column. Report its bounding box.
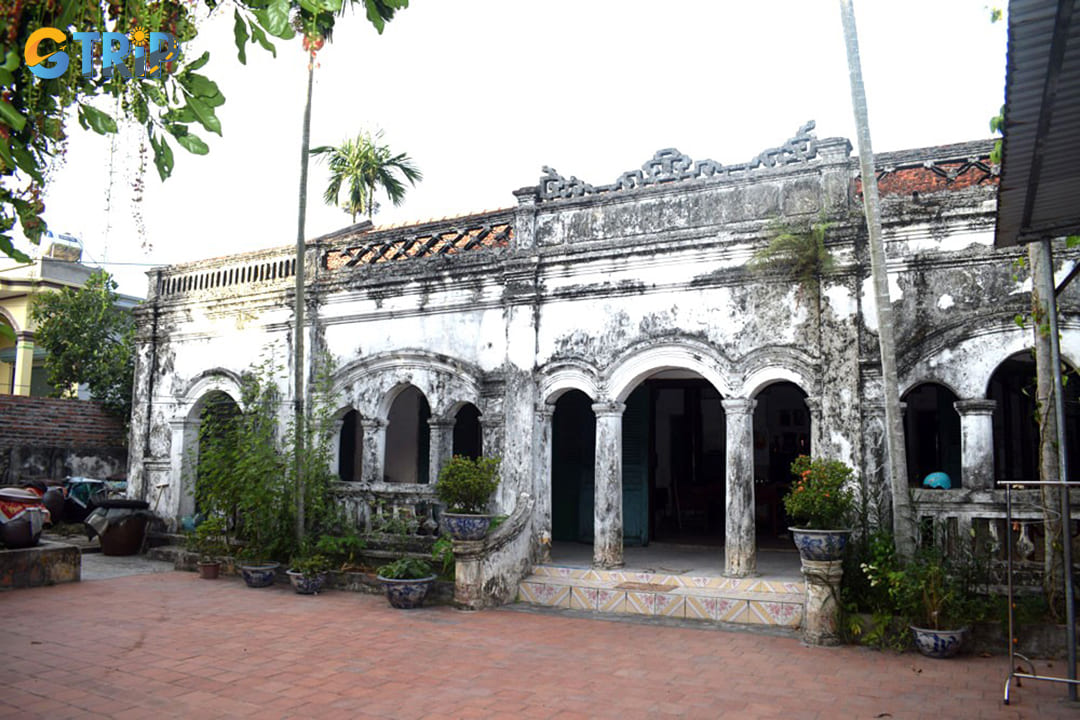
[428,417,456,486]
[955,399,996,490]
[360,418,387,484]
[801,559,844,646]
[592,401,625,569]
[168,416,200,523]
[13,332,34,396]
[804,396,823,459]
[723,398,757,577]
[535,402,556,559]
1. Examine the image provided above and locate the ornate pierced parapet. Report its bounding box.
[453,492,537,610]
[538,121,820,201]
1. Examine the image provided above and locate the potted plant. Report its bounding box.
[872,549,975,658]
[186,515,229,579]
[435,455,500,540]
[287,552,332,595]
[376,557,437,609]
[783,455,855,562]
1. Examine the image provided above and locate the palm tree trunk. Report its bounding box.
[293,53,315,545]
[838,0,915,558]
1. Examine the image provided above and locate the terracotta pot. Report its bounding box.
[197,561,221,579]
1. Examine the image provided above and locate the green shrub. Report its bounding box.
[782,455,855,529]
[186,515,229,562]
[377,557,433,580]
[435,455,500,514]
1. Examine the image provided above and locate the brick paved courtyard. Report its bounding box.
[0,570,1075,719]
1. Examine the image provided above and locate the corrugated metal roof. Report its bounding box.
[996,0,1080,246]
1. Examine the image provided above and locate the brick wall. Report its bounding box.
[0,396,127,483]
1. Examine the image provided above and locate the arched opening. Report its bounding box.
[338,409,363,481]
[551,390,596,545]
[644,374,726,545]
[188,391,241,520]
[752,381,810,541]
[989,352,1080,483]
[384,386,431,484]
[452,402,482,459]
[902,383,961,487]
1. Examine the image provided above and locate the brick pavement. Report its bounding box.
[0,571,1075,719]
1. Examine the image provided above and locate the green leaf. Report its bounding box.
[144,83,168,106]
[77,104,118,135]
[0,138,13,171]
[254,0,295,39]
[0,322,14,343]
[185,51,210,73]
[1067,236,1080,248]
[186,96,221,136]
[184,73,221,100]
[249,23,277,58]
[233,10,249,64]
[0,69,14,87]
[2,50,18,72]
[171,128,209,155]
[0,100,26,132]
[0,234,31,264]
[11,145,40,181]
[150,134,175,180]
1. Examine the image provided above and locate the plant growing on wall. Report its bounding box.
[748,219,834,300]
[193,353,346,562]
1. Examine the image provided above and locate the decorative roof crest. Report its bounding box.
[539,121,819,202]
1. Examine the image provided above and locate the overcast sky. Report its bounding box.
[28,1,1008,297]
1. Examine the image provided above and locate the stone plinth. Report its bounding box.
[0,540,81,590]
[800,559,843,646]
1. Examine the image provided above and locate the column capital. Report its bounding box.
[15,331,34,342]
[955,399,996,416]
[804,396,822,419]
[535,402,556,419]
[721,397,757,415]
[591,401,625,418]
[427,417,457,429]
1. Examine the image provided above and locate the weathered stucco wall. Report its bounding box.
[127,126,1067,588]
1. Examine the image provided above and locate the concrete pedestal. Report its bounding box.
[801,558,843,646]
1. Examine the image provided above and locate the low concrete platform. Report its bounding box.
[518,542,805,628]
[0,539,80,590]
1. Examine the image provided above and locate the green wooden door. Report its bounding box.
[622,386,650,546]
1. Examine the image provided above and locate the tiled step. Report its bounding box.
[517,564,805,628]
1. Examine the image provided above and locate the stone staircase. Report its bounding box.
[516,563,805,629]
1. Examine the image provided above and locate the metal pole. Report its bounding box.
[1037,238,1077,699]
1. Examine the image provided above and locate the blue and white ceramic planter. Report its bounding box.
[441,513,493,541]
[911,626,966,658]
[377,574,436,609]
[790,528,851,562]
[286,570,327,595]
[239,561,280,588]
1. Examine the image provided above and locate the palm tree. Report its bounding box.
[312,130,422,223]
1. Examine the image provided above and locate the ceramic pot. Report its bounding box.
[239,561,280,588]
[197,561,221,580]
[441,513,493,541]
[911,626,966,658]
[377,574,436,609]
[0,507,46,549]
[286,570,327,595]
[790,527,851,562]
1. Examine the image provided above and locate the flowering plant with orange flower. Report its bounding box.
[782,455,855,529]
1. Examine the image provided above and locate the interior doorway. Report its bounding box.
[752,382,810,540]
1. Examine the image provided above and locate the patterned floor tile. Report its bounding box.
[624,591,661,615]
[715,598,747,623]
[747,601,803,627]
[655,593,684,618]
[570,586,598,611]
[597,589,626,613]
[518,581,569,608]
